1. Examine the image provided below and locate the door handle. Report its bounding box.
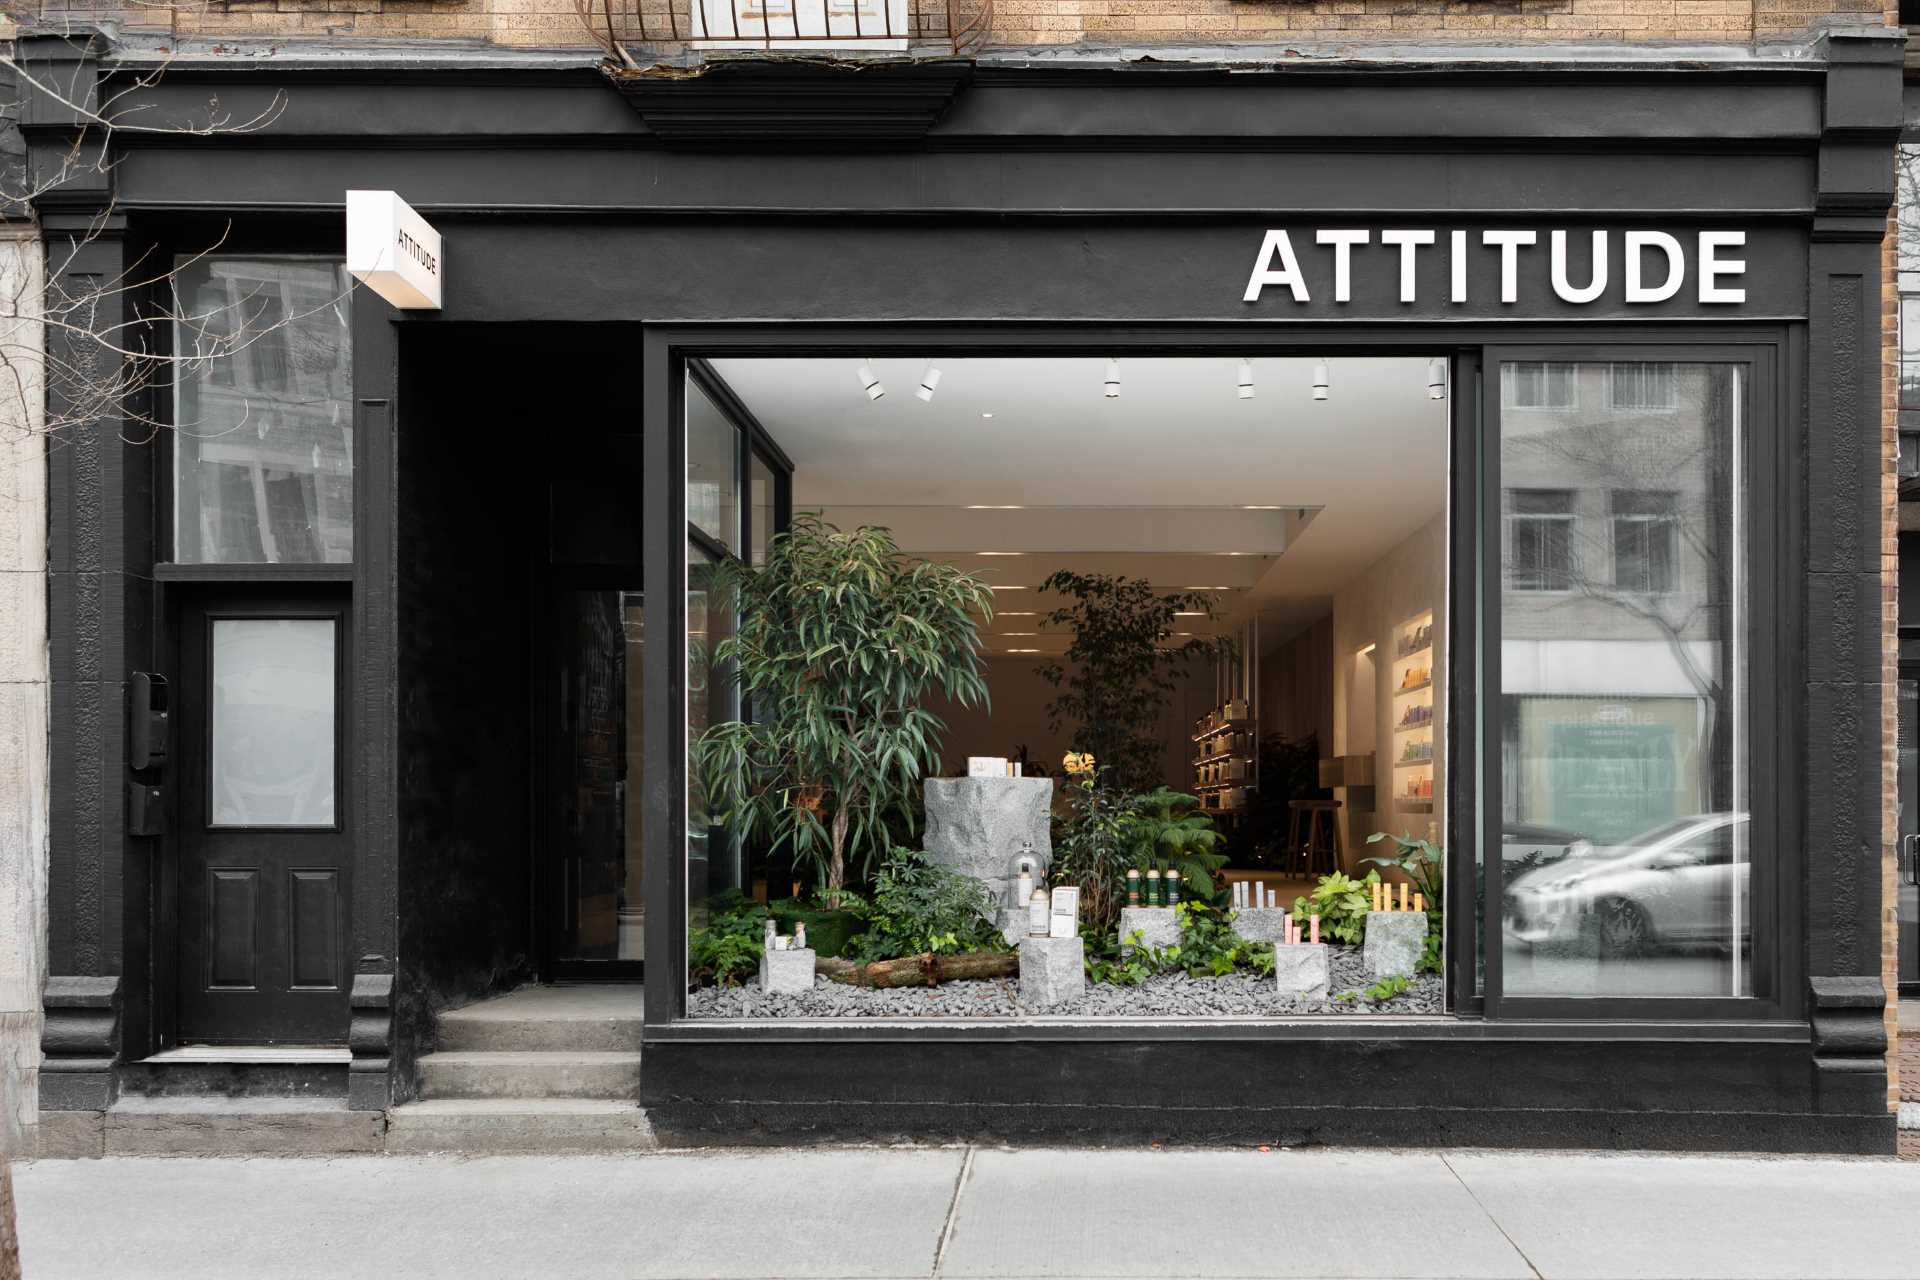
[1901,834,1920,888]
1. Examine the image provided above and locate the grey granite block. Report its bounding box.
[923,777,1054,907]
[1231,906,1294,945]
[1118,906,1181,954]
[1363,911,1427,981]
[1019,935,1085,1009]
[759,947,816,995]
[1273,943,1330,1001]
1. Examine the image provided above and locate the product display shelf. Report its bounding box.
[1389,611,1437,813]
[1192,700,1257,818]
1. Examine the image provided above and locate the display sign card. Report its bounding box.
[967,757,1008,778]
[1049,886,1080,939]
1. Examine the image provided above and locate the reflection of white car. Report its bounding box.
[1504,813,1750,956]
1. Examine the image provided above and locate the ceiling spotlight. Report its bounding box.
[977,551,1024,556]
[1427,358,1447,401]
[1104,358,1121,399]
[1237,359,1254,400]
[1312,362,1330,402]
[1006,648,1041,654]
[981,412,994,419]
[858,360,885,401]
[916,363,943,403]
[998,611,1037,617]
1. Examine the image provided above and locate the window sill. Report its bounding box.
[154,562,353,583]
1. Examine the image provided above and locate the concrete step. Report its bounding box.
[416,1050,643,1101]
[437,987,643,1054]
[103,1097,383,1156]
[386,1099,657,1153]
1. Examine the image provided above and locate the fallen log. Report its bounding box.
[817,950,1018,989]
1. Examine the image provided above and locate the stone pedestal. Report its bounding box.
[1118,906,1180,954]
[1019,935,1085,1009]
[759,947,816,995]
[1231,906,1295,945]
[1363,912,1427,981]
[1273,943,1330,1001]
[923,776,1054,910]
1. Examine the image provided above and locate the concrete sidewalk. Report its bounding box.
[13,1147,1920,1279]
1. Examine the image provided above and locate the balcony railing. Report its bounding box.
[579,0,991,61]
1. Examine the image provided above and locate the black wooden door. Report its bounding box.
[175,590,352,1044]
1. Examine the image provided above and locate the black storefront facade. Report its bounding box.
[26,26,1904,1153]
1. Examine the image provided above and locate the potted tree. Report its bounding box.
[691,515,994,908]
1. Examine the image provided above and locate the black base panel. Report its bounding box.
[641,1036,1897,1155]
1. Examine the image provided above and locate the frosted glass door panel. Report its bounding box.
[211,619,337,827]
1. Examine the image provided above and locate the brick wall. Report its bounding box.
[1886,204,1902,1115]
[23,0,1896,49]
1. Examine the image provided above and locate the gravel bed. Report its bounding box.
[687,946,1444,1019]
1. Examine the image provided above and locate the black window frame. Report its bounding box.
[1480,342,1786,1023]
[640,324,1795,1035]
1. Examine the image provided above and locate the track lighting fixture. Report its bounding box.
[1104,358,1121,399]
[857,360,884,401]
[1427,358,1447,400]
[1237,359,1254,400]
[1312,362,1330,402]
[916,363,942,403]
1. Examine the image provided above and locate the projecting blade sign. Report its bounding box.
[346,190,443,311]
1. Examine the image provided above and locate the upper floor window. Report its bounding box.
[1507,488,1577,592]
[1610,362,1678,411]
[1611,489,1678,594]
[172,258,353,565]
[1502,362,1578,411]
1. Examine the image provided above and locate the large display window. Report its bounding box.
[649,334,1785,1026]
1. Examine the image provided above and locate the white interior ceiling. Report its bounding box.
[710,356,1448,655]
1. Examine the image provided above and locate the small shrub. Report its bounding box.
[845,847,1008,962]
[1289,869,1380,945]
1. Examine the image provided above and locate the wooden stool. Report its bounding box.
[1289,799,1344,877]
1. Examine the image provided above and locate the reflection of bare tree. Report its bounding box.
[0,18,349,450]
[1505,366,1737,814]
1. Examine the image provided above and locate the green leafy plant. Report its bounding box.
[1289,869,1380,945]
[1035,572,1229,792]
[1122,787,1229,904]
[1083,902,1275,984]
[844,847,1008,963]
[1362,832,1444,913]
[1363,832,1445,974]
[688,891,770,988]
[690,516,993,905]
[1050,770,1136,936]
[1336,973,1412,1003]
[1084,929,1175,986]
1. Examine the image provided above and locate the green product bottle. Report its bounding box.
[1165,870,1181,907]
[1146,869,1163,908]
[1126,869,1141,908]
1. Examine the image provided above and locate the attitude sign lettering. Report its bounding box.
[1242,229,1746,307]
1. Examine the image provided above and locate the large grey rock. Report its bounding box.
[1019,936,1084,1009]
[1118,907,1180,954]
[1231,907,1294,945]
[760,947,816,995]
[923,776,1053,910]
[1363,911,1427,981]
[996,907,1033,947]
[1273,943,1330,1001]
